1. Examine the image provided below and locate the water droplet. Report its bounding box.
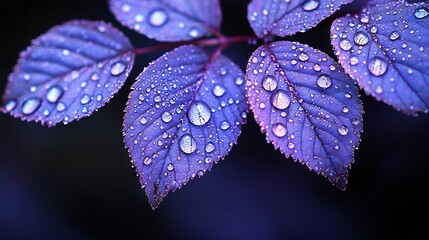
[338,125,349,136]
[213,85,226,97]
[262,75,278,92]
[143,157,152,165]
[339,39,352,51]
[272,123,287,137]
[220,121,230,130]
[80,95,90,105]
[302,0,319,11]
[188,28,199,38]
[351,118,360,126]
[161,111,172,123]
[46,86,63,103]
[370,25,378,33]
[140,117,147,125]
[353,32,369,46]
[148,9,168,27]
[62,49,70,56]
[414,7,428,19]
[110,61,126,76]
[316,74,332,89]
[179,134,197,154]
[22,98,41,115]
[121,4,131,13]
[298,52,309,61]
[288,142,295,149]
[4,100,17,112]
[368,57,388,76]
[375,86,383,94]
[56,102,66,112]
[271,90,290,110]
[342,106,349,113]
[205,142,215,153]
[235,77,244,85]
[91,73,100,81]
[135,14,143,22]
[167,163,174,171]
[188,101,211,126]
[350,56,359,66]
[389,31,400,41]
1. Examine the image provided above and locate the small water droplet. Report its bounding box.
[167,163,174,171]
[188,101,211,126]
[235,77,244,85]
[368,57,388,76]
[161,111,172,123]
[179,134,197,154]
[56,102,66,112]
[80,95,90,105]
[91,73,100,81]
[351,118,360,126]
[389,31,400,41]
[4,100,17,112]
[298,52,309,61]
[205,142,215,153]
[148,9,168,27]
[414,7,428,19]
[302,0,319,11]
[339,39,352,51]
[342,106,349,113]
[262,75,278,92]
[350,56,359,66]
[220,121,230,130]
[338,125,349,136]
[188,27,199,38]
[370,25,378,33]
[316,74,332,89]
[375,86,383,94]
[46,86,63,103]
[140,117,147,125]
[22,98,41,115]
[272,123,287,138]
[143,157,152,165]
[271,90,290,110]
[354,32,369,46]
[213,85,226,97]
[288,142,295,149]
[110,61,126,76]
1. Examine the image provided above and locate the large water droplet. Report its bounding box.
[414,7,429,19]
[4,100,17,112]
[338,125,349,135]
[272,123,287,137]
[110,61,126,76]
[161,111,172,123]
[302,0,319,11]
[179,134,197,154]
[22,98,41,115]
[271,90,290,110]
[354,32,369,46]
[148,9,168,27]
[316,74,332,89]
[188,101,211,126]
[368,57,388,76]
[46,86,63,103]
[339,39,352,51]
[262,75,278,92]
[389,31,400,41]
[212,85,226,97]
[205,142,215,153]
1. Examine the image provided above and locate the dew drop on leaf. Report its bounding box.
[188,101,212,126]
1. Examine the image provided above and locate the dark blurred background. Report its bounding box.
[0,0,428,239]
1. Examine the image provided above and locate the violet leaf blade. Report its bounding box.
[331,0,429,115]
[1,20,134,126]
[110,0,222,42]
[246,41,363,189]
[123,45,248,209]
[247,0,353,38]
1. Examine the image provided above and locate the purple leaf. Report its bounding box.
[123,45,248,209]
[1,20,134,126]
[247,0,353,38]
[246,41,363,189]
[331,0,429,115]
[110,0,222,42]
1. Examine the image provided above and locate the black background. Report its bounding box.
[0,1,428,239]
